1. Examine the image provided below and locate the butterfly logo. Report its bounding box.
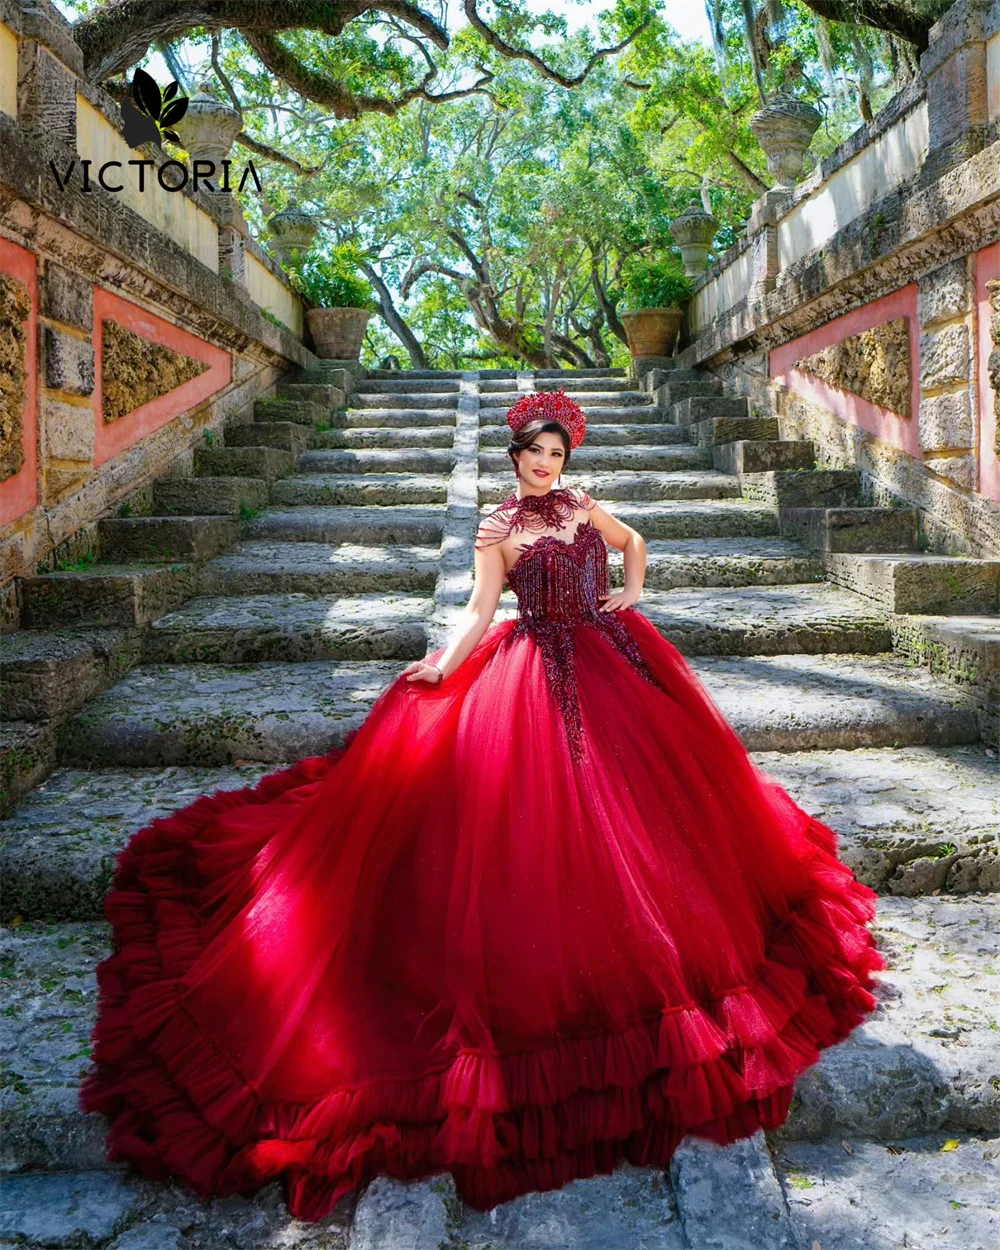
[121,68,189,149]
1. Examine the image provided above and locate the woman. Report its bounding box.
[80,389,885,1220]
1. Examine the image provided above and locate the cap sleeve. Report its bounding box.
[572,487,596,511]
[474,509,513,550]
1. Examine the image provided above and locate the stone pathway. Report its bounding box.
[1,364,998,1248]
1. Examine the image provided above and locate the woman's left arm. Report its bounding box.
[587,502,646,612]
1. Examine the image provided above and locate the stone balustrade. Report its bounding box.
[678,0,1000,557]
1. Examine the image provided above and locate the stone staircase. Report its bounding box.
[1,364,998,1249]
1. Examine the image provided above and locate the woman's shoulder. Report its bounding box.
[474,496,518,550]
[473,486,596,551]
[567,486,597,511]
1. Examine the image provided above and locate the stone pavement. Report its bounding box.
[1,365,998,1248]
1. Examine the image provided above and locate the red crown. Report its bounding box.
[506,390,587,449]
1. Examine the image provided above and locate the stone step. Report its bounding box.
[96,515,238,562]
[153,475,269,517]
[0,628,139,722]
[642,367,705,390]
[478,471,741,505]
[5,744,996,926]
[274,381,345,409]
[1,899,994,1177]
[19,563,196,629]
[612,538,824,590]
[298,448,457,476]
[313,425,456,449]
[478,378,529,392]
[654,378,723,406]
[59,660,404,767]
[670,396,749,426]
[890,613,1000,723]
[356,378,460,394]
[593,499,781,539]
[770,1131,1000,1250]
[193,445,295,483]
[824,553,1000,615]
[253,396,326,426]
[224,420,314,453]
[780,505,921,553]
[640,582,891,656]
[369,368,463,380]
[753,743,999,896]
[0,1164,354,1247]
[479,422,687,448]
[690,416,780,447]
[57,649,978,773]
[197,541,441,596]
[693,652,979,751]
[271,473,450,508]
[144,592,432,666]
[479,446,714,475]
[533,367,627,378]
[480,405,665,426]
[1,721,58,816]
[293,365,355,392]
[335,408,458,428]
[349,392,459,410]
[480,390,651,408]
[742,468,864,509]
[494,581,890,657]
[245,504,446,545]
[533,377,635,393]
[777,894,1000,1142]
[714,439,817,475]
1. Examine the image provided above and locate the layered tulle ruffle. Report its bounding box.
[81,611,885,1218]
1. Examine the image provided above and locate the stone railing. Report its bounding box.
[677,0,1000,558]
[0,0,312,594]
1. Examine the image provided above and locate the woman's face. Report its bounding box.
[516,431,567,486]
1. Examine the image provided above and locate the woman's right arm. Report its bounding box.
[401,538,507,684]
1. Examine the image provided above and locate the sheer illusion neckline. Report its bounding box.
[506,519,600,577]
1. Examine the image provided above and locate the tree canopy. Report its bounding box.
[61,0,950,368]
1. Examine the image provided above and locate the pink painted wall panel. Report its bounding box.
[0,237,39,528]
[92,287,232,468]
[976,242,1000,504]
[769,284,921,459]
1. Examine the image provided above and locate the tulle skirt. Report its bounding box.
[80,607,885,1218]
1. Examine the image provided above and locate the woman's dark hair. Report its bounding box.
[506,419,572,478]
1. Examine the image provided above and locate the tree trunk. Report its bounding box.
[591,267,628,347]
[361,263,429,370]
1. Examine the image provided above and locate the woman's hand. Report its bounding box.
[598,589,641,612]
[402,659,444,684]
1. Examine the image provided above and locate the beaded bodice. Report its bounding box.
[476,488,668,762]
[505,520,610,623]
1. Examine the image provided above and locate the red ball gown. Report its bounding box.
[79,484,885,1220]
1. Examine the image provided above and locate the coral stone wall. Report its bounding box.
[0,0,316,594]
[680,0,1000,557]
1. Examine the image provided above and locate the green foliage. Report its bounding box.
[107,1,922,368]
[259,307,291,332]
[286,246,377,311]
[53,550,98,573]
[619,258,693,310]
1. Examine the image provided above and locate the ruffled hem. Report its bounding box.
[81,758,885,1219]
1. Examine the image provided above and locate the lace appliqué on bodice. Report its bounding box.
[477,490,667,763]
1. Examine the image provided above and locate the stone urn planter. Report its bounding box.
[172,82,243,170]
[669,205,719,277]
[620,308,684,359]
[306,307,372,361]
[750,93,822,187]
[267,200,319,266]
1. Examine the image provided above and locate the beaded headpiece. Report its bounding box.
[506,390,587,449]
